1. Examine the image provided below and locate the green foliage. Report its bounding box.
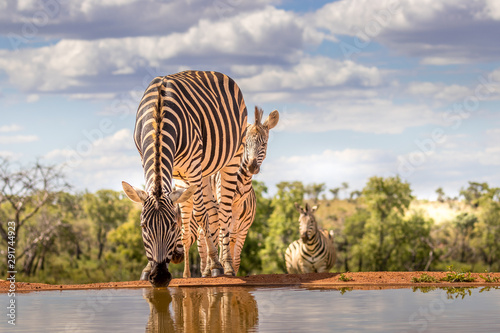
[338,273,353,282]
[479,272,499,283]
[440,266,476,282]
[83,189,132,260]
[412,273,439,283]
[357,176,414,271]
[260,181,304,273]
[238,181,273,276]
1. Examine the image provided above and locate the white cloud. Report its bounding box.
[45,128,143,191]
[26,94,39,103]
[314,0,500,63]
[406,82,472,101]
[275,99,442,134]
[0,124,22,133]
[0,6,321,94]
[0,135,38,144]
[257,148,397,194]
[238,57,382,92]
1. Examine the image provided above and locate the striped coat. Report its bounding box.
[182,107,279,276]
[122,71,247,285]
[285,203,336,274]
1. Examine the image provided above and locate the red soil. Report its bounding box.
[1,271,499,292]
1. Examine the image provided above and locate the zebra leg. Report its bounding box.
[192,182,224,275]
[140,261,152,281]
[179,198,195,278]
[217,160,241,276]
[232,230,249,275]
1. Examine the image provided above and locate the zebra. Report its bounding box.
[179,106,279,276]
[122,70,247,287]
[285,203,336,274]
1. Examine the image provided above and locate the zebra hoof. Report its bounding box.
[140,271,150,281]
[224,271,235,276]
[211,269,223,277]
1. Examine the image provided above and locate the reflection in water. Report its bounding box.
[413,286,500,299]
[143,287,259,333]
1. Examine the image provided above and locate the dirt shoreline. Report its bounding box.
[1,272,499,293]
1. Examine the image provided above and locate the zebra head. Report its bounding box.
[295,203,319,243]
[244,106,279,175]
[122,181,196,287]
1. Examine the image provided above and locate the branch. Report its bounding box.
[18,221,63,260]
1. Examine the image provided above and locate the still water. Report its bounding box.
[2,286,499,332]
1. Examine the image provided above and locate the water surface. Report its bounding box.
[2,286,499,332]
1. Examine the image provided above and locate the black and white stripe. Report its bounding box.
[189,107,279,276]
[123,71,247,284]
[285,203,336,274]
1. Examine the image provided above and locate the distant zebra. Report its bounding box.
[122,71,247,286]
[181,107,279,276]
[285,203,336,274]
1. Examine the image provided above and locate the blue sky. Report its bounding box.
[1,0,500,199]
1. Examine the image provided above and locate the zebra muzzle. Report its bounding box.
[148,261,172,288]
[248,158,260,174]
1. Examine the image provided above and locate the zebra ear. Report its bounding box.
[263,110,279,130]
[169,185,197,204]
[122,181,148,203]
[255,106,264,125]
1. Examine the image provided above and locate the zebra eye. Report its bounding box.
[140,221,146,228]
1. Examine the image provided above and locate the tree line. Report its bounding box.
[1,159,499,284]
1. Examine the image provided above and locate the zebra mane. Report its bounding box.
[152,83,163,207]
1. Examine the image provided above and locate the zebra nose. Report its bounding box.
[148,261,172,288]
[248,159,260,174]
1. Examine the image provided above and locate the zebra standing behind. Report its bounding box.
[181,106,279,276]
[122,71,247,287]
[285,203,336,274]
[200,106,279,276]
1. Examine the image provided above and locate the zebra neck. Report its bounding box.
[304,230,319,247]
[237,165,254,187]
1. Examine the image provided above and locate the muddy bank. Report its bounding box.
[1,271,499,292]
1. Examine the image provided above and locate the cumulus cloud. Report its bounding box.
[274,98,442,134]
[238,57,382,92]
[0,134,38,144]
[406,82,472,102]
[0,6,322,94]
[314,0,500,63]
[0,124,22,133]
[257,148,397,194]
[0,0,277,40]
[45,128,143,191]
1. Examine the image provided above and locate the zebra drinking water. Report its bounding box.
[285,203,336,274]
[122,71,247,286]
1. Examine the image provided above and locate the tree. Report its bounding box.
[436,187,446,203]
[359,176,413,271]
[260,181,304,273]
[341,207,369,271]
[341,182,349,199]
[238,181,273,276]
[305,183,325,204]
[0,158,69,276]
[329,188,340,200]
[453,212,478,263]
[83,189,131,260]
[460,182,489,208]
[472,187,500,271]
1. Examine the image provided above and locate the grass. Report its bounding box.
[338,273,354,282]
[411,273,439,283]
[440,266,476,283]
[478,271,499,283]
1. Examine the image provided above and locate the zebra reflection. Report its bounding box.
[143,287,258,332]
